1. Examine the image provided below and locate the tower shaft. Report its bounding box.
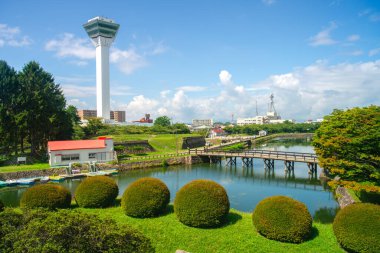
[93,37,113,120]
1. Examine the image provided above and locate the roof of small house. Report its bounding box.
[48,138,110,151]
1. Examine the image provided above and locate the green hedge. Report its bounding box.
[174,179,230,228]
[1,209,153,253]
[333,203,380,253]
[20,184,71,210]
[252,196,312,243]
[75,176,118,208]
[122,177,170,218]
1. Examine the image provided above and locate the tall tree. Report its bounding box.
[312,106,380,185]
[18,61,72,155]
[0,60,20,155]
[154,116,171,127]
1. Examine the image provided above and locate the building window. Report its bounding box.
[88,153,96,159]
[61,154,80,161]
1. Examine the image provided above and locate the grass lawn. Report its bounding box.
[110,133,200,154]
[0,163,50,173]
[81,205,343,253]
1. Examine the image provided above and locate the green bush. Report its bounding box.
[5,210,153,253]
[174,179,230,228]
[75,176,118,208]
[20,184,71,210]
[252,196,312,243]
[122,178,170,218]
[333,203,380,253]
[0,200,4,212]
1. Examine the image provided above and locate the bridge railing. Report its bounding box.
[189,148,318,162]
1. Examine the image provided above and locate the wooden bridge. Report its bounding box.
[189,149,319,176]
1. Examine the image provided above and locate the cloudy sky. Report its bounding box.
[1,0,379,122]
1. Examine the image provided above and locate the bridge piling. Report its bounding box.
[307,162,318,177]
[284,160,295,173]
[264,159,274,171]
[226,157,237,166]
[242,157,253,167]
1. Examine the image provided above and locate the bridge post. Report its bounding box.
[264,159,274,171]
[307,162,318,177]
[284,160,295,173]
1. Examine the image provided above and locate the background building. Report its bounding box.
[48,137,114,166]
[111,111,126,122]
[192,119,213,127]
[77,109,125,122]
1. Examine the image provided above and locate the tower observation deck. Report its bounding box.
[83,17,120,120]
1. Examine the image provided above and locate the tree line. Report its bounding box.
[224,122,320,135]
[0,60,76,157]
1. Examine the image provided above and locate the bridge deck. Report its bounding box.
[190,149,318,163]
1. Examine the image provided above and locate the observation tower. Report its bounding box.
[83,17,119,120]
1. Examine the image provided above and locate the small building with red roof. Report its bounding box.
[48,137,114,166]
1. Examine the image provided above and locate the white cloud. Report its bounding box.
[0,24,31,47]
[270,73,299,90]
[346,50,363,56]
[369,48,380,57]
[262,0,276,5]
[61,84,96,98]
[110,48,147,75]
[45,33,95,59]
[45,33,165,74]
[309,22,338,46]
[177,86,206,92]
[347,34,360,42]
[67,98,88,108]
[219,70,232,85]
[110,86,134,96]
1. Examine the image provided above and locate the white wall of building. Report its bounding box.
[49,139,114,166]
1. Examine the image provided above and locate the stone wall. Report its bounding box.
[0,168,66,180]
[114,140,155,154]
[336,186,357,208]
[182,136,206,149]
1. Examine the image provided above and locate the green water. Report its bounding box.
[0,137,339,220]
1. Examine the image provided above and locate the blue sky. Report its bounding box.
[1,0,380,122]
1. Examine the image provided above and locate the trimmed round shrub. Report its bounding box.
[122,177,170,218]
[333,203,380,253]
[174,179,230,228]
[20,184,71,210]
[252,196,312,243]
[75,176,118,208]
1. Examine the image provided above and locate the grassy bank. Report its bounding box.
[81,205,343,253]
[0,163,50,173]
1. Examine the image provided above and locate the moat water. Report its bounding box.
[0,137,339,221]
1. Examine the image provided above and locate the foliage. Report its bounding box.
[224,122,320,135]
[2,209,154,253]
[75,176,119,208]
[0,209,24,252]
[20,184,71,210]
[0,60,75,157]
[0,200,4,212]
[0,60,19,156]
[333,203,380,253]
[154,116,171,127]
[121,178,170,218]
[114,145,125,152]
[328,179,380,194]
[313,106,380,185]
[222,143,246,151]
[83,118,107,137]
[66,105,80,125]
[252,196,313,243]
[174,179,230,228]
[83,206,345,253]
